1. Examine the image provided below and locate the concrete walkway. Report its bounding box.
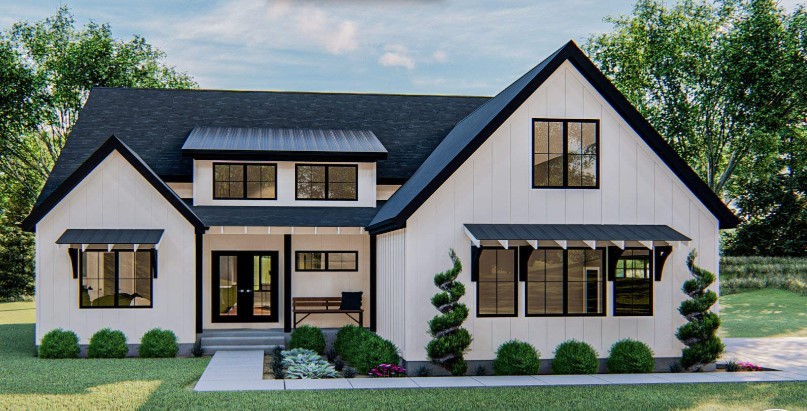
[194,350,807,392]
[723,337,807,371]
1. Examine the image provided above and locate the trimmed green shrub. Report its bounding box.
[493,340,541,375]
[38,329,80,359]
[87,328,128,358]
[606,339,654,373]
[552,340,599,374]
[334,324,400,374]
[139,328,179,358]
[288,325,326,354]
[676,250,724,371]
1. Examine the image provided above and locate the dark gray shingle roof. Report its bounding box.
[181,127,388,159]
[56,229,165,244]
[464,224,691,242]
[35,89,488,208]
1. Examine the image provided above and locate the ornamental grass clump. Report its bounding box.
[87,328,128,359]
[426,249,472,376]
[493,340,541,375]
[675,250,724,371]
[38,329,80,359]
[552,340,599,374]
[606,339,654,373]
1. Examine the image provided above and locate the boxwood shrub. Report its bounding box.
[607,339,654,373]
[88,328,128,358]
[493,340,541,375]
[288,325,326,354]
[334,324,400,374]
[39,329,80,359]
[139,328,179,358]
[552,340,599,374]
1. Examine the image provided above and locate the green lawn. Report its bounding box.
[720,289,807,338]
[1,302,807,410]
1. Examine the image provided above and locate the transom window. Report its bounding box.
[613,249,653,316]
[296,251,358,272]
[80,250,153,308]
[477,248,517,316]
[532,119,599,188]
[296,165,358,200]
[525,248,605,316]
[214,163,277,200]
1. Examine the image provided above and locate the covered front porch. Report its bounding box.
[198,224,375,334]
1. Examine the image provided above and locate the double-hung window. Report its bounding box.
[214,163,277,199]
[296,165,358,200]
[613,249,653,316]
[80,250,153,308]
[532,119,599,188]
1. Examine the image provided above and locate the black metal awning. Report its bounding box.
[56,229,164,245]
[464,224,690,246]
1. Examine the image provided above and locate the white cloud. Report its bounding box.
[432,50,447,63]
[295,8,358,55]
[379,44,415,69]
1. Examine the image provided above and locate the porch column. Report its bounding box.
[195,231,204,334]
[283,234,292,332]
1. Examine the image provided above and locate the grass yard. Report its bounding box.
[1,303,807,410]
[720,289,807,338]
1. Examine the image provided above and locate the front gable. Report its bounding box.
[369,41,738,233]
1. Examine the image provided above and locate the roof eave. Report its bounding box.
[181,149,388,162]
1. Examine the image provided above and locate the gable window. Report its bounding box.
[80,250,153,308]
[214,163,277,200]
[477,248,517,316]
[532,119,599,188]
[296,251,358,272]
[525,248,605,316]
[296,165,358,200]
[613,249,653,316]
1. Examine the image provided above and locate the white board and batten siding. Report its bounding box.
[35,152,197,345]
[376,229,406,353]
[400,61,719,362]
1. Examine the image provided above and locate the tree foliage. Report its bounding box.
[586,0,806,199]
[426,249,472,376]
[0,7,195,299]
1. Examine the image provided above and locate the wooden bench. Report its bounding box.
[292,297,363,329]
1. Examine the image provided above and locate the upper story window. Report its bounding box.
[532,119,599,188]
[296,165,358,201]
[214,163,277,200]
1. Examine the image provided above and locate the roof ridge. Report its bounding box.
[90,86,492,99]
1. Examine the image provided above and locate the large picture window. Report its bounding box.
[214,163,277,200]
[477,248,517,316]
[296,251,358,272]
[80,250,153,308]
[532,119,599,188]
[296,165,358,200]
[525,248,605,316]
[613,249,653,316]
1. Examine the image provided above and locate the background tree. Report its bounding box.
[426,249,472,376]
[676,250,724,371]
[0,7,196,300]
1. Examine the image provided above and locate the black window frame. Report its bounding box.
[524,247,606,317]
[78,249,155,309]
[475,247,519,318]
[295,164,359,201]
[295,251,359,272]
[612,248,654,317]
[531,118,600,189]
[213,162,278,200]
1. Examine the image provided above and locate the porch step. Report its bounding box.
[200,329,286,354]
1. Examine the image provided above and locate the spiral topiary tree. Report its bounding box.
[675,250,724,371]
[426,249,472,375]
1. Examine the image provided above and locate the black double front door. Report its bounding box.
[212,251,279,323]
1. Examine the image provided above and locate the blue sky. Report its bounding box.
[1,1,801,96]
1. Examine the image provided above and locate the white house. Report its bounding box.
[23,41,737,367]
